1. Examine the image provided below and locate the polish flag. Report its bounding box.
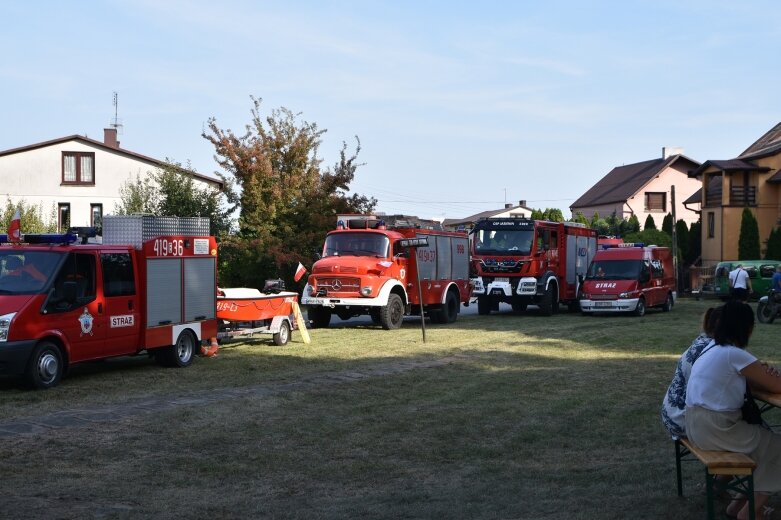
[294,262,307,282]
[7,209,21,242]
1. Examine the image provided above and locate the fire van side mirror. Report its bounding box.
[63,281,78,303]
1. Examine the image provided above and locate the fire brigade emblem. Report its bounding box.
[400,269,405,279]
[78,308,94,336]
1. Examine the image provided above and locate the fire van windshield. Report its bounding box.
[0,251,62,294]
[323,233,390,258]
[473,229,533,255]
[586,260,643,281]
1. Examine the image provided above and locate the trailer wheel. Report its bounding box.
[380,293,404,330]
[538,284,557,316]
[308,306,331,328]
[273,320,291,346]
[634,298,646,317]
[662,293,673,312]
[477,295,491,315]
[159,330,196,367]
[26,341,63,389]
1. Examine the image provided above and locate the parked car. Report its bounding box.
[713,260,781,300]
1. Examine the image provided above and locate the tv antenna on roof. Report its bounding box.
[110,91,124,134]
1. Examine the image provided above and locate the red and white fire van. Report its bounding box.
[0,215,218,388]
[301,215,471,329]
[579,243,675,316]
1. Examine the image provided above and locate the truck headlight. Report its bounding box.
[0,312,16,342]
[361,286,372,296]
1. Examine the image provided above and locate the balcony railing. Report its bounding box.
[704,186,756,207]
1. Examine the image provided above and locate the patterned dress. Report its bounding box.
[660,333,713,438]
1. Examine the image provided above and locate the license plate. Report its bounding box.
[305,298,324,305]
[494,277,509,283]
[595,301,613,308]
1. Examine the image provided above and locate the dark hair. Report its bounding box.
[713,300,754,348]
[703,306,722,337]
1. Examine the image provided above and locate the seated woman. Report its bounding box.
[660,306,721,438]
[685,300,781,520]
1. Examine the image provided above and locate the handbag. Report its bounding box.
[742,388,763,425]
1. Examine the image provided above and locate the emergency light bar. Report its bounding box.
[0,233,79,245]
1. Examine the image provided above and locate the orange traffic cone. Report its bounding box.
[201,337,219,358]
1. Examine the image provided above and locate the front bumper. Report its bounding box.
[579,298,640,313]
[0,339,37,376]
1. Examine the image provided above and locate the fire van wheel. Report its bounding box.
[662,293,674,312]
[440,290,459,324]
[26,341,63,389]
[380,294,404,330]
[159,330,196,368]
[538,285,557,316]
[477,296,491,315]
[308,307,332,329]
[273,320,291,346]
[634,298,646,317]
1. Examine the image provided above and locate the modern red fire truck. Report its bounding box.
[0,215,218,388]
[579,243,675,316]
[301,215,471,329]
[470,218,598,315]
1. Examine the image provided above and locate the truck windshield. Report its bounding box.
[0,251,62,294]
[473,229,533,255]
[323,233,390,258]
[586,260,643,281]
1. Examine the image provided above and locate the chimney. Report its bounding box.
[104,128,119,148]
[662,146,683,159]
[518,200,527,207]
[505,203,513,209]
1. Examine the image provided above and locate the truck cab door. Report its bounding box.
[44,252,106,363]
[100,251,141,356]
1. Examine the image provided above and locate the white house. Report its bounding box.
[0,128,222,230]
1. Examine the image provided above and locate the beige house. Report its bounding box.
[570,148,702,227]
[0,128,222,230]
[688,122,781,264]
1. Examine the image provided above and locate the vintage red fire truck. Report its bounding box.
[579,243,675,316]
[470,218,598,315]
[301,215,471,329]
[0,215,218,388]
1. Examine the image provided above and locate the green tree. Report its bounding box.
[738,207,760,260]
[622,228,672,248]
[662,213,673,236]
[542,208,564,222]
[570,211,589,226]
[674,220,690,264]
[1,198,57,234]
[619,214,641,236]
[688,220,701,264]
[115,174,159,215]
[590,212,601,229]
[530,208,544,220]
[765,227,781,260]
[644,214,657,230]
[203,97,375,288]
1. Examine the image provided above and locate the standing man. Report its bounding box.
[728,263,752,302]
[771,265,781,302]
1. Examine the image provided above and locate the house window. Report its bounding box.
[62,152,95,185]
[90,204,103,229]
[644,192,666,212]
[58,203,71,232]
[707,212,715,238]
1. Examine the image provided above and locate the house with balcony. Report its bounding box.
[0,128,222,231]
[569,148,702,227]
[687,122,781,264]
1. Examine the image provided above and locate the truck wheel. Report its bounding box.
[308,307,331,328]
[758,302,776,324]
[380,293,404,330]
[477,295,491,315]
[634,298,646,317]
[26,341,64,389]
[662,293,673,312]
[538,284,556,316]
[440,290,459,324]
[273,320,291,346]
[158,330,196,367]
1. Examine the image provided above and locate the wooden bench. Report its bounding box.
[675,437,757,520]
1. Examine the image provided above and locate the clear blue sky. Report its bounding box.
[2,1,780,220]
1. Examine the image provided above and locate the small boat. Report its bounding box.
[216,287,298,322]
